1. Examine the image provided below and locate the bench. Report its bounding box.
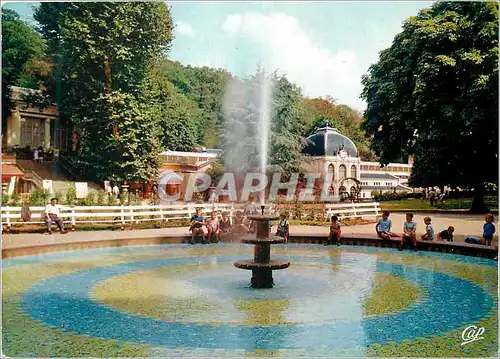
[325,202,381,219]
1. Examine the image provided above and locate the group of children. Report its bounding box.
[375,210,496,251]
[190,207,497,249]
[188,208,290,244]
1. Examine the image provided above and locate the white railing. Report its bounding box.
[1,203,245,230]
[1,202,381,231]
[325,202,381,219]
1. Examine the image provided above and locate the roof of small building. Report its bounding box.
[360,172,400,180]
[303,125,358,158]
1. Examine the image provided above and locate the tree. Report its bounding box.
[2,9,45,134]
[145,62,201,152]
[271,74,308,175]
[158,59,232,148]
[34,2,174,182]
[361,2,498,212]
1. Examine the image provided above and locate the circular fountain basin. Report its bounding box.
[3,244,497,357]
[233,259,291,270]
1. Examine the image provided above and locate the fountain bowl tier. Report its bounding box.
[238,235,287,245]
[233,259,291,270]
[247,214,280,221]
[233,212,290,288]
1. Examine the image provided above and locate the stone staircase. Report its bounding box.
[16,160,102,194]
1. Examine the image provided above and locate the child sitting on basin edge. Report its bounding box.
[219,212,231,234]
[206,211,221,243]
[325,215,341,246]
[421,216,434,241]
[399,213,417,251]
[376,210,398,240]
[438,226,455,242]
[276,213,289,243]
[189,208,206,244]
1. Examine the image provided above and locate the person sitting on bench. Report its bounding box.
[45,198,68,235]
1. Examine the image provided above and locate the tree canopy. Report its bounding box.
[1,8,45,131]
[361,2,498,211]
[6,3,377,185]
[33,2,174,182]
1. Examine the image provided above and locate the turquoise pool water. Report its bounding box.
[2,244,498,357]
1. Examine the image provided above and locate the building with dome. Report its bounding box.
[301,125,412,200]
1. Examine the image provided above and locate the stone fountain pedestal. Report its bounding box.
[233,214,290,288]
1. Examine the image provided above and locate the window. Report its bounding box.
[20,116,46,148]
[339,165,346,179]
[362,192,366,198]
[327,164,334,180]
[350,165,357,179]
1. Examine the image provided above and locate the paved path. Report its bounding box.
[2,212,495,251]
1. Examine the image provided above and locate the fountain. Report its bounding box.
[233,205,290,288]
[233,71,290,288]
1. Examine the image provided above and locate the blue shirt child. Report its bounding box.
[484,222,496,238]
[377,218,392,233]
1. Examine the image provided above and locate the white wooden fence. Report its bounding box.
[325,202,381,219]
[1,203,245,231]
[1,202,381,231]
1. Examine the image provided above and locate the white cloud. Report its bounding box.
[222,12,366,110]
[175,20,195,38]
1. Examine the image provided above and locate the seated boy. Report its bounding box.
[376,210,397,240]
[219,212,231,234]
[400,213,417,251]
[189,208,206,244]
[438,226,455,242]
[421,216,434,241]
[325,215,341,246]
[206,211,220,243]
[276,213,289,243]
[232,211,249,233]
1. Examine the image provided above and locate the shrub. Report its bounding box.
[10,193,21,206]
[2,194,10,206]
[372,191,423,202]
[29,188,51,206]
[96,190,106,206]
[292,201,303,220]
[66,186,77,205]
[83,191,97,206]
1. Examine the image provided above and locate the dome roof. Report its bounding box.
[303,125,358,157]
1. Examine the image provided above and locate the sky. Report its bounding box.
[3,1,434,111]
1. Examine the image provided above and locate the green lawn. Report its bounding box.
[380,197,498,211]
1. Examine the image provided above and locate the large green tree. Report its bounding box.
[34,2,173,182]
[361,2,498,212]
[158,60,232,148]
[2,8,45,135]
[145,62,201,152]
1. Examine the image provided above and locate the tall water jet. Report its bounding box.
[258,72,272,205]
[221,67,274,203]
